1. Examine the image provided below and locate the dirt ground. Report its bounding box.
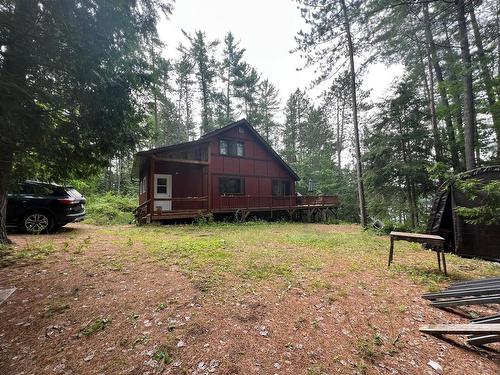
[0,223,499,375]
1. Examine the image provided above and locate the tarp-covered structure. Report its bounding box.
[427,165,500,262]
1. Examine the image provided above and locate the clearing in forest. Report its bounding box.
[0,222,498,374]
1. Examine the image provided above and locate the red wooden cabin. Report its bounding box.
[133,119,338,222]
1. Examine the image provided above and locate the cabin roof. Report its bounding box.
[134,119,300,180]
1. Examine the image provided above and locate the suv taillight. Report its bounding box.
[58,197,77,205]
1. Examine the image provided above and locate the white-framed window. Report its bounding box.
[156,177,168,194]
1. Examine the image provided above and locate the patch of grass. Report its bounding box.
[354,334,383,361]
[307,366,329,375]
[0,242,55,266]
[241,262,293,281]
[156,303,167,311]
[82,318,111,336]
[309,278,333,291]
[153,344,173,365]
[131,334,150,348]
[43,300,70,317]
[108,260,124,271]
[73,236,92,255]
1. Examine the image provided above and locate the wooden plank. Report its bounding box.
[431,295,500,307]
[0,287,16,305]
[472,313,500,323]
[467,335,500,346]
[423,286,500,300]
[451,276,500,286]
[390,231,445,241]
[447,281,500,290]
[473,316,500,324]
[419,324,500,335]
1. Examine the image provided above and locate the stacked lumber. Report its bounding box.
[419,277,500,346]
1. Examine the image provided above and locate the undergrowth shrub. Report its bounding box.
[85,193,137,225]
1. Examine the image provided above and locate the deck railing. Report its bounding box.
[138,195,339,218]
[152,196,209,212]
[218,194,339,210]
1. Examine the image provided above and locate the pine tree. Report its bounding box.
[295,0,368,225]
[256,79,280,145]
[365,80,434,227]
[181,30,219,135]
[220,32,246,124]
[0,0,173,244]
[282,89,311,164]
[174,49,196,140]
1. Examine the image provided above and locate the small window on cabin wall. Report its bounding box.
[219,139,244,157]
[272,180,290,196]
[139,177,147,194]
[156,178,168,194]
[219,177,245,195]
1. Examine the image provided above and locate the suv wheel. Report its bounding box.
[23,212,54,234]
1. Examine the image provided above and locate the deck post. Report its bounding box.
[148,156,155,219]
[207,143,212,212]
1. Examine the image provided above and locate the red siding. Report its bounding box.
[143,123,298,212]
[206,125,297,209]
[152,161,207,210]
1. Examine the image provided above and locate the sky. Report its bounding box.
[157,0,402,110]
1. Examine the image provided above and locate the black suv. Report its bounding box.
[7,181,86,233]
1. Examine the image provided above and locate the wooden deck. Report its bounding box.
[135,195,339,223]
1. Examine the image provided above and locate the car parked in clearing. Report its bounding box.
[6,181,86,233]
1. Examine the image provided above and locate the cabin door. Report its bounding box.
[154,174,172,211]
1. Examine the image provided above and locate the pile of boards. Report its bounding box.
[420,276,500,346]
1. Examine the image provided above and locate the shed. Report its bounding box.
[426,165,500,262]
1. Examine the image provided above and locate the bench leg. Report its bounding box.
[436,246,442,271]
[441,249,447,276]
[388,237,394,267]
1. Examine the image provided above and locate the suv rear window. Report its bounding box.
[23,184,57,196]
[65,188,83,198]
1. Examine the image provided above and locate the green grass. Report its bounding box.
[0,241,55,267]
[81,318,111,336]
[98,221,498,293]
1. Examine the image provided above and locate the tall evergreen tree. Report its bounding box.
[282,89,311,164]
[181,30,219,135]
[256,79,280,145]
[365,80,434,227]
[0,0,172,244]
[295,0,368,226]
[174,49,196,140]
[220,32,246,124]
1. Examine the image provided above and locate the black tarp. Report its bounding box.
[427,165,500,262]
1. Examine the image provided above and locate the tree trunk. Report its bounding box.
[150,44,159,147]
[442,24,466,166]
[422,4,461,171]
[419,43,443,162]
[0,150,13,245]
[470,5,500,156]
[0,0,37,245]
[456,0,476,170]
[340,0,367,226]
[226,68,231,121]
[335,96,341,168]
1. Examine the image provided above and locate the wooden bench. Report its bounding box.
[388,231,447,275]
